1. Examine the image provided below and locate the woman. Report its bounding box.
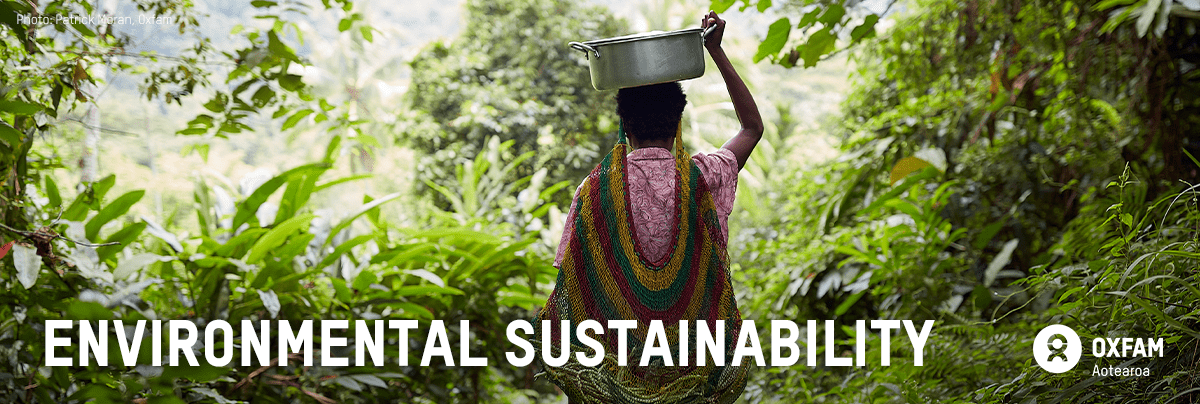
[539,11,763,404]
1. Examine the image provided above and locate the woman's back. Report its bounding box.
[554,147,739,267]
[538,12,763,403]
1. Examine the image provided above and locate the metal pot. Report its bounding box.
[569,26,716,91]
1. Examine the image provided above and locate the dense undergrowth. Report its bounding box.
[732,162,1200,403]
[3,0,1199,402]
[725,0,1200,401]
[1,136,568,403]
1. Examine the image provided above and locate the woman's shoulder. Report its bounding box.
[691,148,738,179]
[691,148,739,215]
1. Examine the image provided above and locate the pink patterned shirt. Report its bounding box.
[554,147,740,267]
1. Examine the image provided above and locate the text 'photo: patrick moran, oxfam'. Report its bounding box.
[2,0,1199,403]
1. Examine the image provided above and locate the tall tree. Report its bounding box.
[404,0,626,205]
[0,0,354,232]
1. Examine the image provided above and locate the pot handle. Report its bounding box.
[702,25,717,38]
[568,42,600,59]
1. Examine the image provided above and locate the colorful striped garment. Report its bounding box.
[537,124,750,404]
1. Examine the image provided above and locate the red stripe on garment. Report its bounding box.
[574,174,606,326]
[590,176,702,327]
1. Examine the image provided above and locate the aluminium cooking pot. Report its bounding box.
[568,25,717,91]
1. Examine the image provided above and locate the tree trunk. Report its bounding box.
[81,74,100,184]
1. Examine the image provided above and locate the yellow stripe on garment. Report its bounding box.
[608,139,697,292]
[578,172,638,322]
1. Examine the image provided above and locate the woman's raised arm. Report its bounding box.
[702,11,764,171]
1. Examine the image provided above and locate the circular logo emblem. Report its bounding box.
[1033,324,1081,373]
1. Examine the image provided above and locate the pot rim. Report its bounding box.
[582,27,703,47]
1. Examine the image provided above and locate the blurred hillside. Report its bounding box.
[51,0,849,235]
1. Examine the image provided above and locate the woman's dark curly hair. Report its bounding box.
[615,82,688,142]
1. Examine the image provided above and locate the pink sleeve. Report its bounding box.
[553,181,586,268]
[692,148,739,219]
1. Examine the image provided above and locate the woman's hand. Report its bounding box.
[701,11,725,50]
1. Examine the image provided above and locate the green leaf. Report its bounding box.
[0,99,47,115]
[352,270,378,291]
[973,221,1005,250]
[13,243,40,289]
[1136,0,1162,37]
[1094,0,1138,11]
[44,176,62,207]
[314,174,372,194]
[146,395,187,404]
[0,121,21,147]
[984,239,1019,287]
[68,385,122,402]
[499,294,545,309]
[1125,274,1200,302]
[282,109,313,131]
[862,168,939,214]
[203,94,226,113]
[834,290,866,316]
[85,190,145,241]
[988,90,1009,111]
[98,222,147,263]
[363,194,382,224]
[851,15,879,41]
[216,228,267,257]
[279,74,303,92]
[272,106,290,119]
[798,8,821,28]
[267,30,300,62]
[338,18,353,32]
[819,4,846,26]
[160,363,231,383]
[66,301,112,320]
[71,22,95,37]
[1125,293,1200,339]
[393,285,464,297]
[113,253,172,280]
[251,85,276,107]
[390,302,433,319]
[455,239,535,280]
[800,28,836,68]
[324,193,403,247]
[710,0,736,13]
[233,163,329,229]
[332,376,363,391]
[178,127,209,136]
[318,234,376,269]
[754,18,791,63]
[757,0,771,12]
[245,213,315,264]
[332,278,353,302]
[84,175,117,210]
[972,285,993,308]
[274,171,321,225]
[539,180,572,203]
[360,26,374,42]
[888,156,935,185]
[323,135,342,162]
[351,374,388,389]
[375,244,437,266]
[195,143,211,161]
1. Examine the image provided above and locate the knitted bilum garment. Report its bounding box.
[536,124,750,404]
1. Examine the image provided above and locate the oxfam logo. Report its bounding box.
[1034,324,1082,373]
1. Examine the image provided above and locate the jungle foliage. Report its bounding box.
[724,0,1200,402]
[2,0,1199,402]
[404,0,626,207]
